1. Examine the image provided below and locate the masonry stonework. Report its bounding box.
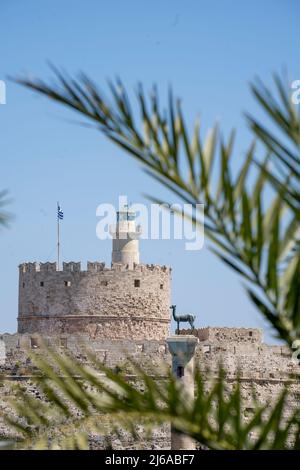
[17,206,171,340]
[1,328,299,448]
[1,205,300,449]
[18,262,171,340]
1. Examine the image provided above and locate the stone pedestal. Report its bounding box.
[166,335,198,450]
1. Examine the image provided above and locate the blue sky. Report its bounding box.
[0,0,299,341]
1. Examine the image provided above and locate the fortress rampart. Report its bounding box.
[18,261,171,340]
[180,326,263,344]
[1,328,299,449]
[2,205,300,449]
[2,327,298,381]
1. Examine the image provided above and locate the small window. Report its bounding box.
[64,281,71,287]
[22,282,25,288]
[60,338,67,348]
[249,331,253,337]
[101,280,108,286]
[40,281,44,287]
[177,366,184,378]
[134,279,140,288]
[30,337,39,349]
[160,284,164,290]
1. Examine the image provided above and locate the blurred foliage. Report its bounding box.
[14,70,300,345]
[1,347,300,450]
[3,70,298,450]
[247,75,300,216]
[0,189,11,228]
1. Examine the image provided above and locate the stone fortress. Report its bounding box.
[17,206,171,340]
[1,205,300,448]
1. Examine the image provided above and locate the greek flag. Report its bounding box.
[57,205,64,220]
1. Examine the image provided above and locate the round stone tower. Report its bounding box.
[18,208,171,340]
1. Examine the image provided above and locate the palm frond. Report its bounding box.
[13,69,300,344]
[0,190,11,228]
[247,74,300,214]
[2,347,300,450]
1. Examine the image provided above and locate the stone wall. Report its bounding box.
[180,326,263,344]
[1,328,299,449]
[2,327,299,382]
[0,333,169,372]
[179,327,298,379]
[18,262,171,340]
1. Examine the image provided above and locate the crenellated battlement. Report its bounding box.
[19,261,171,275]
[63,262,81,272]
[17,201,171,341]
[87,261,106,272]
[180,327,263,344]
[111,263,171,273]
[19,262,57,273]
[18,259,171,340]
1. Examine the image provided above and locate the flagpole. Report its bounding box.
[57,201,60,271]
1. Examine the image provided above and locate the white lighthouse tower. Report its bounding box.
[111,205,141,268]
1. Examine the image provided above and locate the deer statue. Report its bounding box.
[170,305,196,334]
